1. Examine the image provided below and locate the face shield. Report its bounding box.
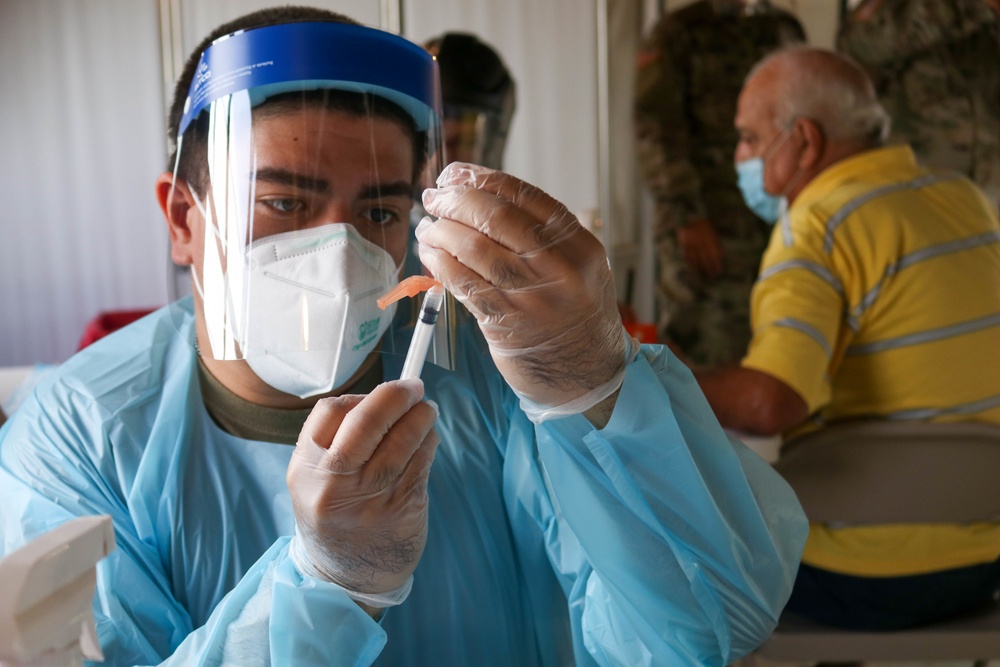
[169,21,444,398]
[427,33,515,170]
[442,104,512,170]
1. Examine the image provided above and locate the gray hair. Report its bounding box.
[749,46,891,145]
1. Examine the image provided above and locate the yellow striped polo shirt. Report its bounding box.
[742,145,1000,576]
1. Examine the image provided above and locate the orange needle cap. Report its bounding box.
[377,275,443,310]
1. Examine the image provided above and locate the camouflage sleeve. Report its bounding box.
[837,0,916,76]
[633,22,707,235]
[838,0,1000,73]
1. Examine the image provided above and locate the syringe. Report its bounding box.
[377,275,446,381]
[400,283,445,380]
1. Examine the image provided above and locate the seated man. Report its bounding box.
[0,6,806,666]
[692,46,1000,630]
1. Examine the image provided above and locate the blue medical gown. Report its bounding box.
[0,298,805,666]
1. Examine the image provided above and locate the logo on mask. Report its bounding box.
[354,317,382,350]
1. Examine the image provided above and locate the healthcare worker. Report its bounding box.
[424,31,516,170]
[0,7,806,666]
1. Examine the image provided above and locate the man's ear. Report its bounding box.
[156,173,198,266]
[795,117,825,170]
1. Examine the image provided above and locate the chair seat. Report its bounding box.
[753,421,1000,666]
[757,603,1000,662]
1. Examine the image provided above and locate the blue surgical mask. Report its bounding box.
[735,127,793,225]
[736,157,783,224]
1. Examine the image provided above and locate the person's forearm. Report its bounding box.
[693,365,807,436]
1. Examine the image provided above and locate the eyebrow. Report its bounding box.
[254,168,329,193]
[253,168,413,200]
[358,181,414,200]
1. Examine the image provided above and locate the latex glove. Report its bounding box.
[286,379,439,607]
[416,162,636,423]
[677,216,724,279]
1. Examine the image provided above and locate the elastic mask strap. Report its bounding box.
[761,124,794,164]
[762,123,805,208]
[188,188,227,246]
[190,262,207,303]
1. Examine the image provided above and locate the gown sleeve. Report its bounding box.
[517,344,807,666]
[0,376,386,667]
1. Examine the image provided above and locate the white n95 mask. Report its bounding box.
[239,223,399,398]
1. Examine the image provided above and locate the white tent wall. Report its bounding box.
[0,1,167,366]
[0,0,837,366]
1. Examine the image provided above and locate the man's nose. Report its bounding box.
[322,201,354,224]
[734,143,751,163]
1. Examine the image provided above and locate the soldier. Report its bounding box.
[838,0,1000,210]
[634,0,805,366]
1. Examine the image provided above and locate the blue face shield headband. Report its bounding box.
[179,21,442,135]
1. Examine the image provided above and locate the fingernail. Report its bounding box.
[437,163,484,188]
[426,399,439,418]
[422,188,438,208]
[415,215,432,240]
[416,243,439,270]
[397,378,424,394]
[435,162,457,187]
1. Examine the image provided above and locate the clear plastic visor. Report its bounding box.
[169,86,445,373]
[442,105,511,170]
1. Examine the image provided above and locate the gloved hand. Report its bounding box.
[416,162,637,422]
[286,379,439,608]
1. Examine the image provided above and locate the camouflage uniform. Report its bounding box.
[634,0,805,366]
[838,0,1000,210]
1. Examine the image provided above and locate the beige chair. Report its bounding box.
[749,420,1000,667]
